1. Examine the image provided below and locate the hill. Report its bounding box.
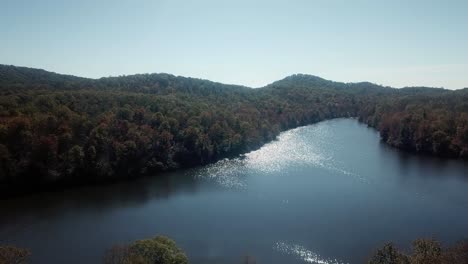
[0,65,467,195]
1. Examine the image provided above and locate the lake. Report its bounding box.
[1,118,468,264]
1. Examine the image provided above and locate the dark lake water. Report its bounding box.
[1,119,468,264]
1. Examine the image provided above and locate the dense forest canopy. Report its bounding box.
[0,65,467,195]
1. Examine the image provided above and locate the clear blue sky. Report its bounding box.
[1,0,467,89]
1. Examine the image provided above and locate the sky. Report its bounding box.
[1,0,467,89]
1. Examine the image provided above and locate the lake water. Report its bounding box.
[1,118,468,264]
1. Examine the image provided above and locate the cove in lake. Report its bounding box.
[1,118,468,264]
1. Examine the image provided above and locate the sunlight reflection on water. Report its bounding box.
[274,241,348,264]
[195,122,367,189]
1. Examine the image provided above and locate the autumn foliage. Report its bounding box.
[0,66,467,195]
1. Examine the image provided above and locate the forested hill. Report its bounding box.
[0,65,467,195]
[267,74,386,92]
[0,64,251,96]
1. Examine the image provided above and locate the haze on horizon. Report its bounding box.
[1,0,467,89]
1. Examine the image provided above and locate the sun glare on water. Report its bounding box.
[274,241,348,264]
[196,122,366,188]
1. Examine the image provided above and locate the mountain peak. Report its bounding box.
[267,74,333,87]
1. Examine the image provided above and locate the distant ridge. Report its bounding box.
[0,64,451,91]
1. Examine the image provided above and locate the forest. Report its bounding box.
[0,65,467,195]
